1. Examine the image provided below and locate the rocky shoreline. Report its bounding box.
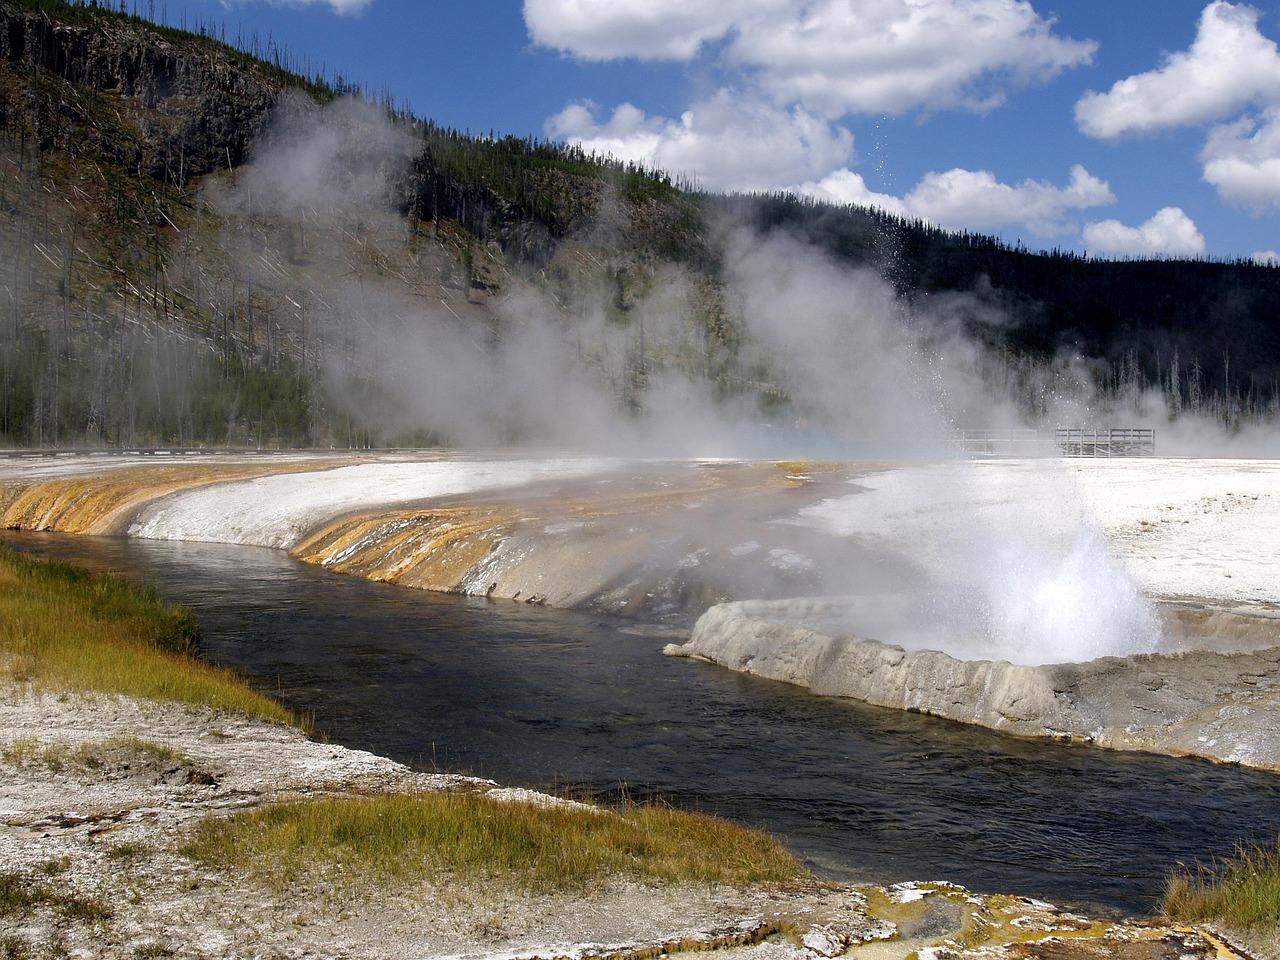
[665,598,1280,770]
[0,685,1274,960]
[3,454,1280,956]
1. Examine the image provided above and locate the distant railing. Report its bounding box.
[953,428,1155,458]
[1053,427,1155,457]
[952,429,1048,457]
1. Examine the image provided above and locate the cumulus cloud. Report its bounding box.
[550,103,1115,235]
[1083,207,1207,258]
[236,0,373,13]
[1074,2,1280,211]
[532,1,1274,254]
[527,0,1094,116]
[794,169,908,215]
[1254,249,1280,264]
[551,90,1116,235]
[797,165,1116,237]
[523,0,783,61]
[1075,1,1280,139]
[533,0,1109,243]
[546,93,854,192]
[728,0,1096,117]
[1201,108,1280,210]
[901,165,1115,235]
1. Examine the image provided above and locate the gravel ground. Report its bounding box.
[2,686,1274,960]
[0,686,893,959]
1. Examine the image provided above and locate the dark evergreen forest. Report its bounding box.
[0,0,1275,448]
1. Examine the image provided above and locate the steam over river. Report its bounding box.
[11,529,1280,918]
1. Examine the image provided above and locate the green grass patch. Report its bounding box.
[1,736,193,775]
[1163,838,1280,928]
[105,841,151,863]
[185,791,804,894]
[0,543,291,724]
[0,871,109,924]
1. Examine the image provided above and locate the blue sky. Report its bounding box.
[145,0,1280,262]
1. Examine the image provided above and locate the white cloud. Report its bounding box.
[522,0,783,61]
[901,165,1115,235]
[531,0,1109,246]
[729,0,1096,117]
[795,164,1116,237]
[526,0,1094,116]
[1083,208,1207,258]
[552,104,1113,235]
[794,169,908,216]
[1075,1,1280,139]
[239,0,373,13]
[1201,108,1280,210]
[546,93,854,192]
[1253,250,1280,264]
[793,165,1129,247]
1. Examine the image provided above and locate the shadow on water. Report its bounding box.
[9,530,1280,918]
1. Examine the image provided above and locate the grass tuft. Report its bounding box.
[1,736,196,777]
[0,543,291,724]
[185,791,804,894]
[0,871,110,923]
[1163,838,1280,929]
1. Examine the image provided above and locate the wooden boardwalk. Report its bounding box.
[1053,427,1155,457]
[952,429,1048,457]
[954,428,1155,457]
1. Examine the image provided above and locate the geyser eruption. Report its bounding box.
[799,460,1162,666]
[976,527,1160,664]
[925,523,1162,665]
[719,235,1163,666]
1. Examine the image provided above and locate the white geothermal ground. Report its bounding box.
[798,457,1280,608]
[2,453,1275,619]
[795,457,1280,665]
[663,455,1280,769]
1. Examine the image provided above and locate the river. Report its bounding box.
[9,529,1280,918]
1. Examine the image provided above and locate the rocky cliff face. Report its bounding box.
[0,3,281,181]
[0,2,557,260]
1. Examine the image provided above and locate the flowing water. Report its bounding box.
[10,530,1280,918]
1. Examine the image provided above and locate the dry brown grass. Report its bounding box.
[0,543,292,724]
[1163,838,1280,929]
[186,791,805,895]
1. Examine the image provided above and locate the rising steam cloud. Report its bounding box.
[218,94,1274,460]
[214,97,1278,664]
[213,95,994,457]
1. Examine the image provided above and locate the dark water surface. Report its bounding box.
[10,530,1280,918]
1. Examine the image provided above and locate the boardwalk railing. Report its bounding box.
[952,429,1048,457]
[953,428,1155,458]
[1053,428,1155,457]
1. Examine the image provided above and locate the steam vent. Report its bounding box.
[2,452,1279,769]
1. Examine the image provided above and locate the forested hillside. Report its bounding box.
[0,0,1275,450]
[720,194,1280,422]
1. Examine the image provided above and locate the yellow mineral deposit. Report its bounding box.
[290,506,517,591]
[0,457,849,609]
[288,461,801,600]
[0,461,335,535]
